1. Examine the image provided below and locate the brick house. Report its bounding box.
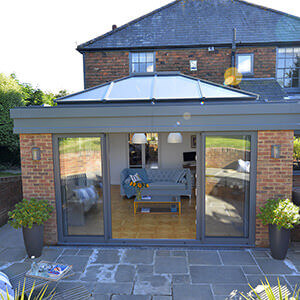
[11,0,300,247]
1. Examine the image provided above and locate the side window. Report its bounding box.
[277,47,300,88]
[131,52,155,73]
[236,53,254,75]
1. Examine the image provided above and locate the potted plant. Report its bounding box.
[129,180,149,200]
[8,198,53,258]
[257,198,300,260]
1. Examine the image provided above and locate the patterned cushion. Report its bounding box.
[0,272,14,300]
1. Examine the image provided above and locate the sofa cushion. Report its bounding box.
[149,182,185,190]
[146,169,184,182]
[125,169,150,183]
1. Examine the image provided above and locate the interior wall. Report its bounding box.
[159,132,196,168]
[109,132,196,184]
[109,133,128,185]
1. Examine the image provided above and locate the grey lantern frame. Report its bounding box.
[53,131,257,247]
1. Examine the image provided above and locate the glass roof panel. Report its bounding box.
[57,73,255,103]
[61,85,109,101]
[155,76,200,99]
[107,77,152,100]
[199,81,252,98]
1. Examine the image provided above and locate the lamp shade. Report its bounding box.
[167,133,183,144]
[132,133,147,144]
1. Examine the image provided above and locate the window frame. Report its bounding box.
[127,133,160,169]
[294,131,300,175]
[276,47,300,92]
[236,53,254,76]
[129,51,156,74]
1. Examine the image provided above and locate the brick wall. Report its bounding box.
[256,130,294,247]
[20,134,57,245]
[0,176,22,226]
[18,130,294,246]
[84,46,276,88]
[85,51,129,88]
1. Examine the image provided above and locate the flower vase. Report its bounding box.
[136,190,142,200]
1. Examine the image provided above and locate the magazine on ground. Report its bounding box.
[26,261,72,281]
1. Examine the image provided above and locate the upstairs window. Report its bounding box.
[277,47,300,88]
[130,52,155,73]
[236,53,254,75]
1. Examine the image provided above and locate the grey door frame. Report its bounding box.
[53,133,111,244]
[198,131,257,245]
[53,131,257,246]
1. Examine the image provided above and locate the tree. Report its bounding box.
[0,73,24,152]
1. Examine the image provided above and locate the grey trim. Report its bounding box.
[83,52,86,89]
[53,133,107,244]
[200,131,257,245]
[11,102,300,134]
[236,53,254,76]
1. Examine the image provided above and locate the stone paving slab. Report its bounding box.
[93,249,121,264]
[112,296,150,300]
[219,250,256,265]
[57,255,90,272]
[255,258,294,274]
[94,283,133,294]
[0,227,299,300]
[188,250,222,265]
[190,265,247,284]
[154,256,188,274]
[123,249,154,264]
[134,274,171,295]
[173,284,214,300]
[212,284,252,296]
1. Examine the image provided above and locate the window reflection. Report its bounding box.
[205,135,251,237]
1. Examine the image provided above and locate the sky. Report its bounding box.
[0,0,299,94]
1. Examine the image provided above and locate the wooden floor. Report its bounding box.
[111,185,196,239]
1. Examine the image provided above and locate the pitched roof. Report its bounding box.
[77,0,300,51]
[239,78,288,101]
[56,72,258,104]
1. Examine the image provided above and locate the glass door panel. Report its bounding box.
[58,137,104,236]
[205,135,251,237]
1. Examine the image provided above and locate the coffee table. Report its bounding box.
[134,195,181,215]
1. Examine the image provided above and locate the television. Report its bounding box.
[183,151,196,162]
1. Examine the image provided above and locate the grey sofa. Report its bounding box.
[120,168,192,198]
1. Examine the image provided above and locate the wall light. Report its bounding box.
[271,145,281,159]
[32,147,41,161]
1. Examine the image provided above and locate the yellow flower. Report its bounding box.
[138,183,142,188]
[133,182,136,187]
[146,184,149,188]
[130,182,133,186]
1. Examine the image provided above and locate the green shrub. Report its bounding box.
[8,198,53,229]
[294,137,300,162]
[257,198,300,230]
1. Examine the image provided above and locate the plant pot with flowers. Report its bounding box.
[129,180,149,200]
[8,198,53,258]
[257,198,300,260]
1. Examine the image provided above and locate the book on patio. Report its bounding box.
[26,261,72,282]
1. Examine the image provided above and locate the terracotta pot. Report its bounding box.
[22,224,44,258]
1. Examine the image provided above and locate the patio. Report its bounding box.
[0,224,299,299]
